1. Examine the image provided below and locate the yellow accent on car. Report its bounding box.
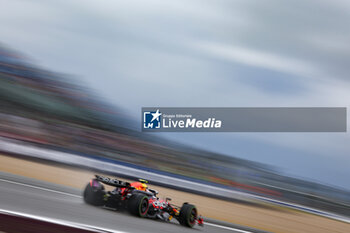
[138,179,148,184]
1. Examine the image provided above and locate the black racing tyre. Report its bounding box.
[128,193,149,217]
[179,203,197,228]
[83,180,105,206]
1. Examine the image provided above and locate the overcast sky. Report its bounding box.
[1,0,350,189]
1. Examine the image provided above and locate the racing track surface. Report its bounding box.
[0,172,260,233]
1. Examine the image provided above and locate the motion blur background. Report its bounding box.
[1,0,350,218]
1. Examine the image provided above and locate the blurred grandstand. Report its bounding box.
[0,44,350,216]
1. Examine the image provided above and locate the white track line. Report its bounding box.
[0,177,256,233]
[0,178,81,198]
[205,222,253,233]
[0,208,126,233]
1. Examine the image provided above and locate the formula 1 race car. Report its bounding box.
[83,175,204,228]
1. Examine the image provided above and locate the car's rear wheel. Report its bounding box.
[128,193,149,217]
[179,203,197,228]
[83,179,105,206]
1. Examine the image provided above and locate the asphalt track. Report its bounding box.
[0,172,263,233]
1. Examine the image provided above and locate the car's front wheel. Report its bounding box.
[178,203,197,227]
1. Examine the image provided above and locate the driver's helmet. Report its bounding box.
[131,179,149,191]
[140,182,148,191]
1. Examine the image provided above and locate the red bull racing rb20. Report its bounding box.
[83,175,204,228]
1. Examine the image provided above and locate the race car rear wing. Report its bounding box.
[95,175,132,188]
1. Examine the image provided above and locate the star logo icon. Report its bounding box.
[151,109,162,122]
[143,109,162,129]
